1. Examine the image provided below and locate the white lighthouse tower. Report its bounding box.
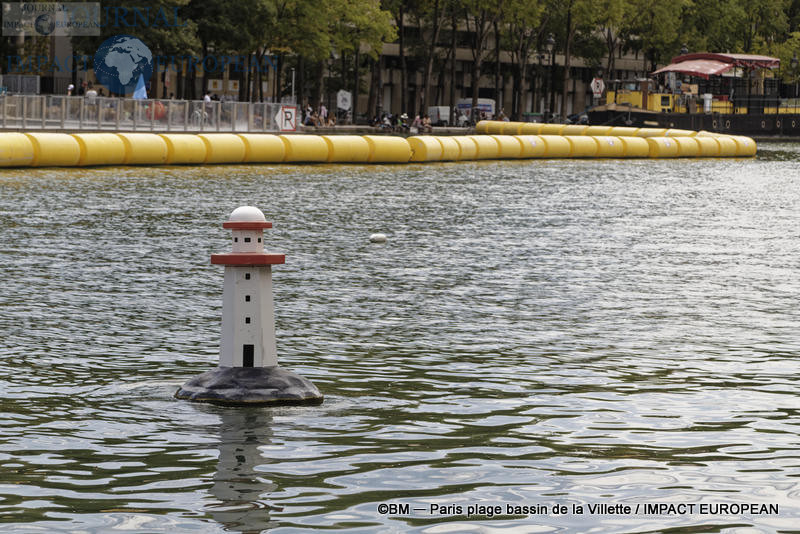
[176,206,323,405]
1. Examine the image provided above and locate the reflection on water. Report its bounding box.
[208,409,277,534]
[1,144,800,533]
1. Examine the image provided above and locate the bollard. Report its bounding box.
[176,206,323,406]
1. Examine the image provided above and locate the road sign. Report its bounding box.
[274,105,297,131]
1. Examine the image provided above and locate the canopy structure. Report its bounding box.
[652,53,780,79]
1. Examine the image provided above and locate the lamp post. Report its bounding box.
[680,43,689,56]
[545,33,555,123]
[290,67,295,104]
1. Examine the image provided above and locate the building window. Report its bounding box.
[234,237,238,242]
[245,273,251,280]
[257,238,261,243]
[244,237,251,243]
[242,344,254,367]
[245,317,251,324]
[245,295,250,302]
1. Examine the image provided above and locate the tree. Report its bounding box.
[462,0,503,115]
[500,0,545,120]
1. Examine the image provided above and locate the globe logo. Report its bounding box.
[94,35,153,95]
[34,13,55,36]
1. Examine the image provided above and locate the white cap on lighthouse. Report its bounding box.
[175,206,323,406]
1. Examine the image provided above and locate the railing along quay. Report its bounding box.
[0,94,295,133]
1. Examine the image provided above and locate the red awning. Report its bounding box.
[652,59,734,79]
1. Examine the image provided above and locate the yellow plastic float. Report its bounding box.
[280,134,329,163]
[408,136,443,162]
[539,135,571,158]
[26,133,80,167]
[117,133,168,165]
[238,134,285,163]
[0,133,35,167]
[618,136,650,157]
[198,134,247,164]
[436,137,461,161]
[159,134,208,165]
[363,135,411,163]
[593,136,625,158]
[646,137,679,158]
[492,135,522,158]
[469,135,499,159]
[322,135,371,163]
[567,136,598,157]
[673,137,700,157]
[516,135,547,158]
[453,136,478,160]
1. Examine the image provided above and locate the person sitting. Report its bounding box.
[421,115,432,133]
[326,114,336,127]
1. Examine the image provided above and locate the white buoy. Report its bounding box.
[369,233,387,243]
[176,206,323,406]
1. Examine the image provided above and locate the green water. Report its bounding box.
[1,147,800,533]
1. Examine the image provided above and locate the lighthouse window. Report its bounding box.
[245,273,251,280]
[245,295,250,302]
[242,344,254,367]
[257,238,261,243]
[234,237,238,242]
[244,237,251,243]
[245,317,251,324]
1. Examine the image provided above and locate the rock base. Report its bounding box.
[175,366,323,406]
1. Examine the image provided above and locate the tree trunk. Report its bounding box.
[421,0,442,112]
[314,60,324,110]
[367,57,378,119]
[399,4,408,114]
[494,21,501,114]
[449,12,457,124]
[352,46,360,122]
[561,5,574,119]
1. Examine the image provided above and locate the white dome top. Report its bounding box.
[228,206,266,222]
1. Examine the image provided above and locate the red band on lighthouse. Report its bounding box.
[222,221,273,229]
[211,253,286,265]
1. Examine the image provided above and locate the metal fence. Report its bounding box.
[0,95,295,132]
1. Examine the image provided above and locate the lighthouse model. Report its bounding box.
[176,206,323,405]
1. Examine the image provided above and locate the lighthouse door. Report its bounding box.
[242,344,254,367]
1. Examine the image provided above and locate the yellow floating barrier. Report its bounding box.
[0,132,34,167]
[618,136,650,157]
[238,134,285,163]
[476,120,504,134]
[322,135,371,163]
[539,135,571,158]
[26,133,80,167]
[491,135,522,158]
[72,133,126,166]
[500,122,524,135]
[116,133,168,165]
[408,136,443,162]
[567,136,598,157]
[665,128,697,137]
[538,124,565,135]
[637,128,668,138]
[468,135,499,159]
[516,135,547,158]
[593,136,625,158]
[519,123,544,135]
[436,137,461,161]
[609,126,640,137]
[730,136,757,157]
[198,133,246,164]
[159,134,208,165]
[363,135,411,163]
[453,136,478,160]
[694,136,721,157]
[673,137,699,157]
[646,137,679,158]
[561,125,589,135]
[716,136,738,157]
[583,125,612,136]
[280,134,329,163]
